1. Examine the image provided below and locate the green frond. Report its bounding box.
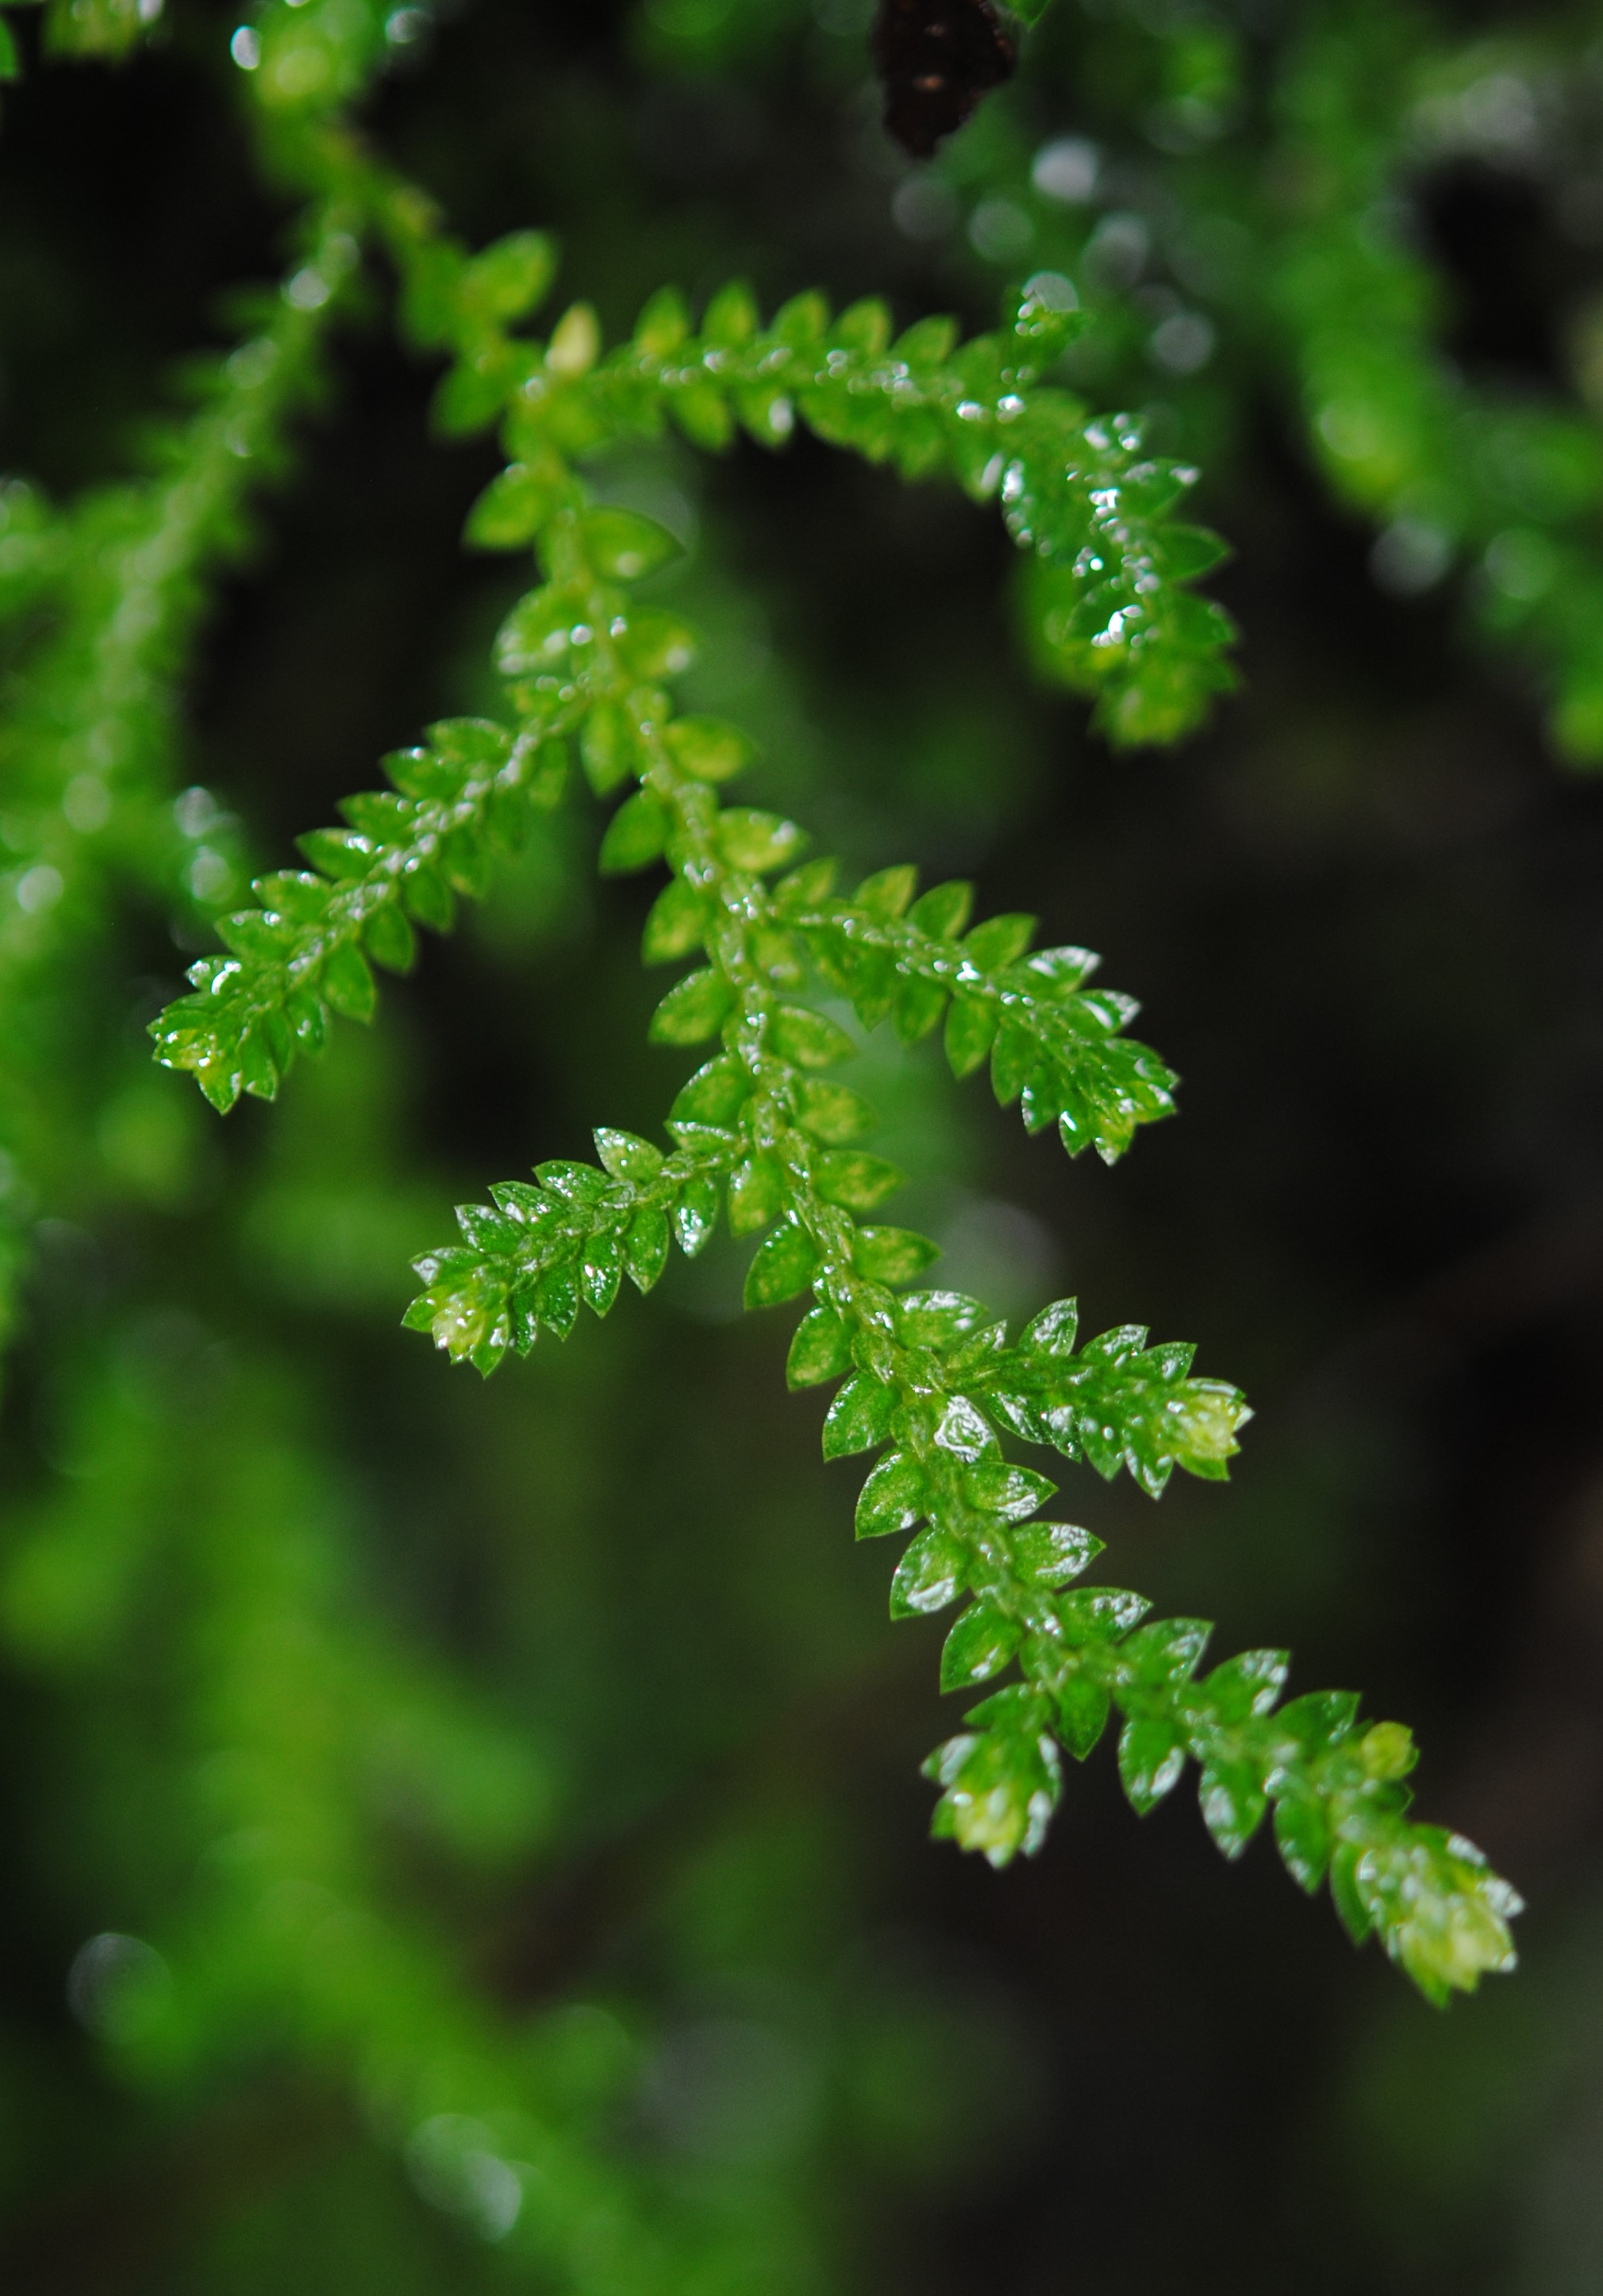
[393,476,1515,1995]
[0,6,1525,2187]
[150,719,566,1110]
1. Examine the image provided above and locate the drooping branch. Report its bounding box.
[136,75,1520,2005]
[394,495,1517,2004]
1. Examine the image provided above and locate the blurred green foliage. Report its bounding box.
[2,0,1603,2288]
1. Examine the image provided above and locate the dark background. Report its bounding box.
[2,0,1602,2288]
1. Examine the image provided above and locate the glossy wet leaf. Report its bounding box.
[787,1306,853,1389]
[727,1153,786,1235]
[940,1603,1022,1692]
[1198,1759,1269,1858]
[963,1461,1056,1522]
[933,1396,996,1461]
[1328,1841,1375,1948]
[1117,1715,1189,1814]
[674,1176,722,1257]
[893,976,948,1045]
[925,1718,1061,1867]
[890,1526,967,1618]
[822,1371,897,1459]
[793,1079,875,1142]
[649,969,736,1044]
[642,879,713,964]
[625,1206,671,1292]
[853,1227,940,1284]
[1055,1675,1113,1760]
[893,1292,984,1350]
[855,1450,928,1538]
[1012,1522,1101,1587]
[1194,1649,1290,1726]
[744,1219,819,1307]
[944,996,996,1080]
[672,1057,749,1125]
[767,1004,855,1070]
[813,1150,901,1211]
[717,810,806,873]
[1122,1616,1211,1688]
[594,1128,662,1182]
